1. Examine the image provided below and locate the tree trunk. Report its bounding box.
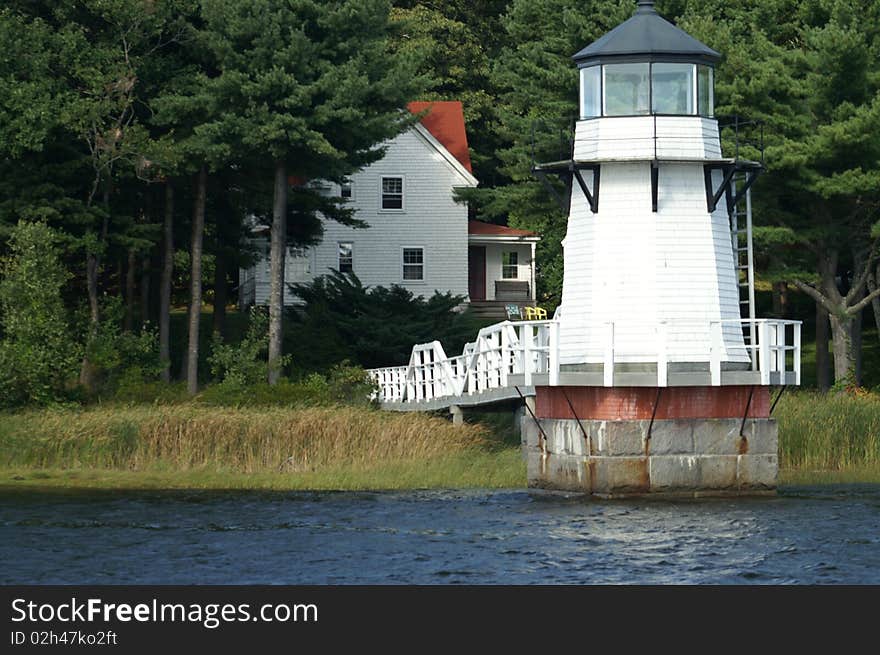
[187,167,207,395]
[853,305,863,387]
[159,182,174,383]
[213,249,228,339]
[124,249,136,332]
[268,160,287,385]
[816,302,831,392]
[772,281,788,317]
[828,313,855,387]
[78,250,101,389]
[79,189,110,390]
[140,254,151,328]
[867,264,880,340]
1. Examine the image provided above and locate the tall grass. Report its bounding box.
[0,406,490,474]
[777,391,880,471]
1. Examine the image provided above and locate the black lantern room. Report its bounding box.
[573,1,720,119]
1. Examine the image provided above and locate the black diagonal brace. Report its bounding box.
[705,164,737,213]
[651,161,659,213]
[729,169,762,209]
[534,170,567,213]
[573,168,599,213]
[532,160,600,214]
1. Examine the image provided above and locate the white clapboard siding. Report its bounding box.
[483,243,534,300]
[573,116,722,161]
[557,161,748,365]
[248,240,314,306]
[243,127,475,305]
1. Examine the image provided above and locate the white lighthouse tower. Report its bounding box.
[523,0,801,495]
[556,0,748,370]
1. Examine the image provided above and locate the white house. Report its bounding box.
[239,101,540,319]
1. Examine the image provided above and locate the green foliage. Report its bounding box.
[81,295,163,396]
[207,307,286,387]
[198,362,376,408]
[0,221,80,407]
[287,271,482,370]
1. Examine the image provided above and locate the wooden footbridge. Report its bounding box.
[367,317,801,413]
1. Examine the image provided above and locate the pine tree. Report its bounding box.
[197,0,423,384]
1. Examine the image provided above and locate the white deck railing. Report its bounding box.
[368,318,801,404]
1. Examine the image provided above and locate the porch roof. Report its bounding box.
[468,221,540,243]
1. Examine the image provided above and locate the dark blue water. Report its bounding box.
[1,486,879,584]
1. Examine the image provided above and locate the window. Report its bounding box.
[502,252,519,279]
[340,179,353,200]
[381,176,404,210]
[697,65,714,117]
[402,247,423,281]
[603,63,650,116]
[652,63,695,115]
[580,66,601,119]
[338,242,353,273]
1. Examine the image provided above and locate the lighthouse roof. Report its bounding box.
[573,1,720,67]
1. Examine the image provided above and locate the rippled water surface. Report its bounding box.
[2,486,879,584]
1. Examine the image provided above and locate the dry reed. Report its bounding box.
[0,406,490,474]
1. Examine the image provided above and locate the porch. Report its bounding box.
[467,221,541,320]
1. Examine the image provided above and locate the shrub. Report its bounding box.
[197,363,376,408]
[287,271,483,371]
[79,296,163,398]
[208,307,288,388]
[0,221,80,407]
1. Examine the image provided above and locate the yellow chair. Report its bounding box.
[524,306,547,320]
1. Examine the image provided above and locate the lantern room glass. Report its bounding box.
[651,63,694,115]
[603,63,650,116]
[697,65,714,116]
[579,62,715,119]
[580,66,601,118]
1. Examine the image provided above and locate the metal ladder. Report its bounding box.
[730,171,757,366]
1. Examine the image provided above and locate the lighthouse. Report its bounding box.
[367,0,801,497]
[523,0,801,496]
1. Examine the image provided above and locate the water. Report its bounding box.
[1,486,879,584]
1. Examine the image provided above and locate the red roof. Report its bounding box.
[407,101,473,173]
[468,220,537,237]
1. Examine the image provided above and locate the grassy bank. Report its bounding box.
[0,405,525,490]
[1,390,879,491]
[776,391,880,473]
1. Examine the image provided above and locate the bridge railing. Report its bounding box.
[368,320,557,404]
[709,318,801,386]
[368,317,801,404]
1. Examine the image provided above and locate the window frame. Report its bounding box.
[338,242,354,274]
[401,246,424,283]
[380,175,405,212]
[502,251,519,280]
[340,178,353,201]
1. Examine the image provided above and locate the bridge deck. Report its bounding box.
[379,386,535,412]
[368,318,801,411]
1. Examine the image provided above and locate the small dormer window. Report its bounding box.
[340,179,352,200]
